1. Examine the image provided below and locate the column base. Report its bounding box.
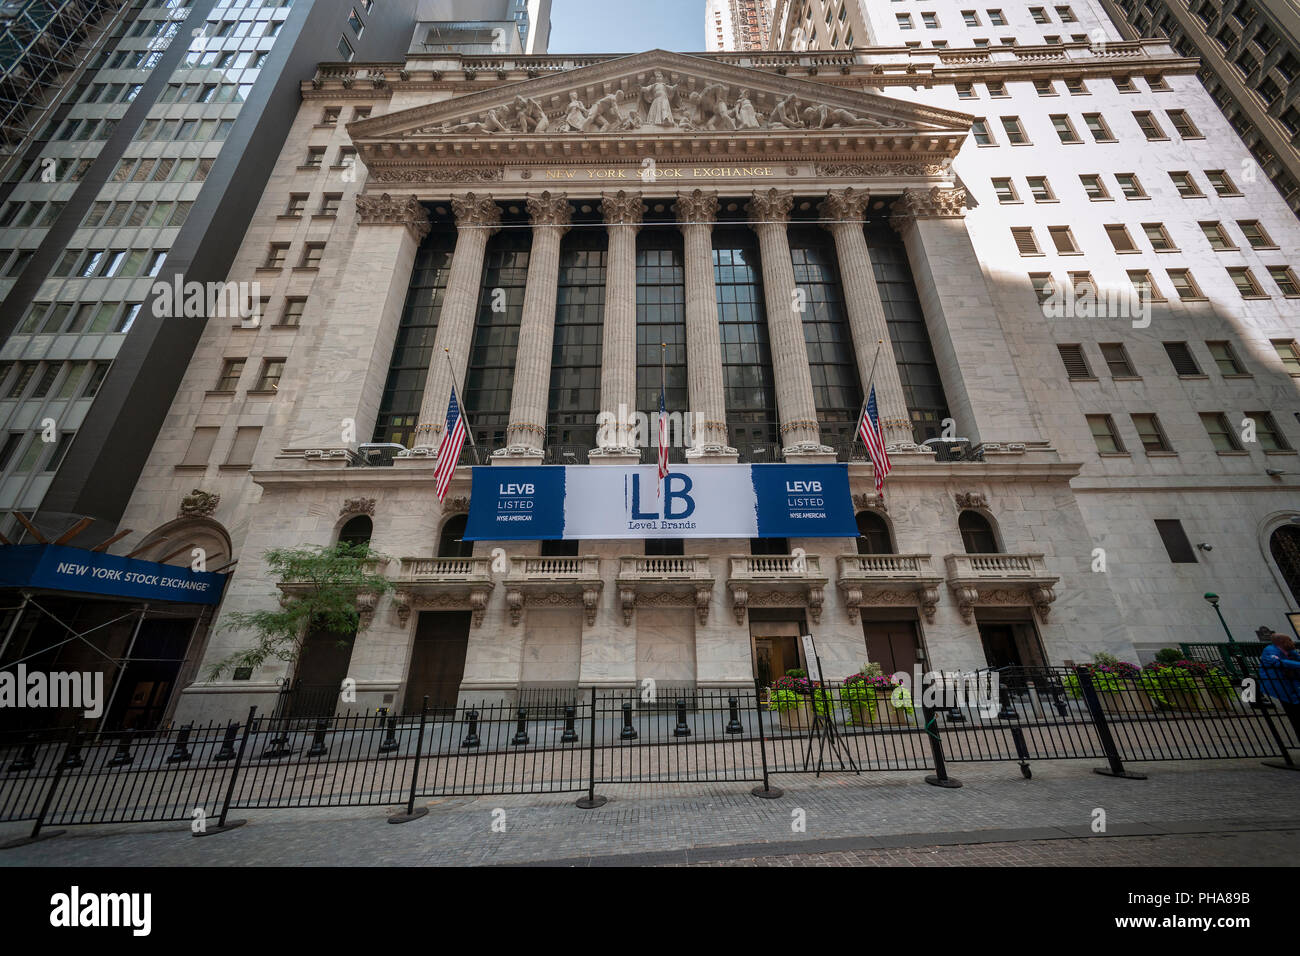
[491,446,544,466]
[782,443,836,463]
[588,446,642,464]
[685,444,739,464]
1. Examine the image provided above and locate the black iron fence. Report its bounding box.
[3,667,1297,842]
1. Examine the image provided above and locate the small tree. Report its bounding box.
[207,541,394,680]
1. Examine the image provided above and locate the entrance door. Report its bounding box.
[106,618,195,731]
[292,623,357,716]
[750,620,803,686]
[404,611,471,713]
[863,620,919,676]
[978,623,1021,668]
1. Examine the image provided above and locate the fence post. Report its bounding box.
[1076,666,1146,780]
[921,704,962,789]
[576,689,607,809]
[204,707,256,837]
[5,725,78,847]
[390,697,431,822]
[751,680,783,799]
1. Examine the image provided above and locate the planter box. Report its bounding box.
[843,701,875,726]
[777,703,812,732]
[870,690,913,724]
[1154,687,1201,712]
[1097,687,1156,716]
[1198,687,1236,712]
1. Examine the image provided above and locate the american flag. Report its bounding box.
[657,384,669,498]
[433,388,467,503]
[858,385,891,495]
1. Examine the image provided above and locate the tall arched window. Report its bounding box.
[855,511,894,555]
[1270,525,1300,605]
[958,511,999,554]
[338,515,372,546]
[437,514,472,558]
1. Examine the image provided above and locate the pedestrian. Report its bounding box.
[1259,629,1300,741]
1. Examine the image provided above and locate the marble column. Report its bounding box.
[500,191,570,459]
[411,192,500,453]
[590,190,642,462]
[744,188,829,456]
[818,188,915,449]
[673,189,735,459]
[288,192,429,451]
[889,186,1041,445]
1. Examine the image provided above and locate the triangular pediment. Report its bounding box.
[348,50,971,163]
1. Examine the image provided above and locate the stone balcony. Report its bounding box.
[943,553,1059,624]
[392,556,495,627]
[836,554,944,624]
[504,555,603,626]
[278,558,390,629]
[726,553,829,625]
[615,555,715,625]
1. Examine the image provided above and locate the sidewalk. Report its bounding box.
[1,757,1295,866]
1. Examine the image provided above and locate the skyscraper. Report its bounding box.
[706,0,775,52]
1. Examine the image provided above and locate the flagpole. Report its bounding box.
[443,347,476,447]
[853,339,885,452]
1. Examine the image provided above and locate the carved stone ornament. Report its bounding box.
[451,192,502,231]
[954,492,987,510]
[852,492,887,512]
[419,82,910,137]
[178,489,220,518]
[816,162,947,177]
[339,497,376,517]
[600,190,644,227]
[889,186,968,231]
[672,189,719,225]
[370,167,504,184]
[818,187,870,224]
[526,190,572,228]
[442,495,471,515]
[745,188,794,224]
[354,192,432,240]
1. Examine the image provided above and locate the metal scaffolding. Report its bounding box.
[0,0,125,154]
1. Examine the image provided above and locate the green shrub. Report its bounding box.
[1154,647,1184,665]
[769,688,805,713]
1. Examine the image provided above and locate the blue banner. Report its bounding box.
[464,463,857,540]
[0,544,227,605]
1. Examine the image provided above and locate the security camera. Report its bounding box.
[1195,542,1212,552]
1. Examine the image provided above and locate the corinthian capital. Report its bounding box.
[672,189,719,226]
[818,187,870,224]
[526,190,572,229]
[889,186,967,232]
[600,190,644,228]
[451,192,502,232]
[745,188,794,225]
[355,192,431,240]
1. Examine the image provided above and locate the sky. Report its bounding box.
[547,0,704,54]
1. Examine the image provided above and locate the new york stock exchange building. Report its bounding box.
[112,41,1300,722]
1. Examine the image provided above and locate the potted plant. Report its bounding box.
[1139,661,1202,711]
[1062,657,1152,715]
[867,674,915,724]
[838,674,876,726]
[769,687,812,731]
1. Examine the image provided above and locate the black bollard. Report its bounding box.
[260,721,292,759]
[672,699,691,737]
[62,736,84,769]
[997,687,1018,721]
[620,701,638,740]
[511,708,529,746]
[213,722,240,761]
[306,719,329,757]
[7,734,38,772]
[377,714,400,754]
[560,704,578,743]
[1010,726,1032,779]
[108,736,134,767]
[726,695,744,735]
[166,723,193,763]
[461,709,480,748]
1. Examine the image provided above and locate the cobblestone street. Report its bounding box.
[1,757,1296,866]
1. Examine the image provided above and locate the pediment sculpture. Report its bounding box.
[418,77,910,136]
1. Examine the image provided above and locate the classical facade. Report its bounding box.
[102,12,1300,721]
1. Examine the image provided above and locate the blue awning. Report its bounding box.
[0,544,227,606]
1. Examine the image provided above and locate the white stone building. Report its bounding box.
[101,5,1300,723]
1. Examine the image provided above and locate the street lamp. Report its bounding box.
[1203,592,1236,643]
